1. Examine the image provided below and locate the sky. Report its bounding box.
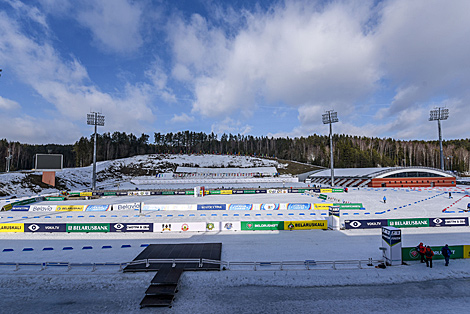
[0,0,469,144]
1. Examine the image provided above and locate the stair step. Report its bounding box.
[140,295,174,308]
[145,284,178,296]
[151,267,184,285]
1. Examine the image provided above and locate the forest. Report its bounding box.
[0,131,469,173]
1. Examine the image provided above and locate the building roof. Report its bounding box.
[308,167,454,179]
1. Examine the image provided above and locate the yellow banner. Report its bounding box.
[284,220,327,230]
[314,203,333,210]
[2,204,13,211]
[320,189,333,193]
[0,223,24,232]
[220,190,233,195]
[464,245,470,259]
[80,192,93,197]
[56,205,84,211]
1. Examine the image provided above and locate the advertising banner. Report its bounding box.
[113,203,141,211]
[243,190,256,194]
[0,223,24,232]
[388,218,429,228]
[220,190,233,195]
[11,206,30,211]
[232,190,244,194]
[319,194,328,200]
[155,222,207,232]
[128,191,151,196]
[45,197,65,201]
[286,203,312,210]
[260,203,280,210]
[311,189,321,193]
[12,198,38,206]
[209,190,221,195]
[332,188,344,193]
[220,221,241,231]
[29,205,56,212]
[80,192,93,197]
[85,205,110,211]
[24,223,66,233]
[66,223,110,232]
[314,203,333,210]
[150,191,162,195]
[334,203,363,210]
[197,204,226,210]
[429,217,469,227]
[175,191,186,195]
[464,245,470,259]
[284,220,327,230]
[185,190,194,195]
[104,192,117,196]
[241,221,284,231]
[228,204,253,210]
[56,205,84,212]
[255,190,267,194]
[205,222,220,231]
[344,219,388,229]
[320,189,333,193]
[143,204,196,211]
[402,245,464,261]
[117,192,128,196]
[110,223,153,232]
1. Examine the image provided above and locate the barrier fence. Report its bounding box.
[344,217,469,229]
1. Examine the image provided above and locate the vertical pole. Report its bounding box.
[329,113,334,187]
[438,115,444,170]
[92,113,97,190]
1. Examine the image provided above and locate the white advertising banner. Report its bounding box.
[113,203,142,211]
[29,205,57,212]
[154,222,206,232]
[128,191,150,196]
[143,204,197,211]
[219,221,241,231]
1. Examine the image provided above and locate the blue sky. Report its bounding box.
[0,0,469,144]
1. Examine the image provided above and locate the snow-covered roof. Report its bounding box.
[308,167,454,179]
[176,166,278,175]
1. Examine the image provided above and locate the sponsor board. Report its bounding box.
[314,203,333,210]
[128,191,151,196]
[143,204,196,211]
[150,191,163,195]
[66,223,110,232]
[29,205,57,212]
[113,203,141,211]
[117,192,128,196]
[104,192,117,196]
[220,190,232,195]
[329,206,340,217]
[0,223,24,232]
[388,218,429,228]
[429,217,469,227]
[85,205,110,211]
[344,219,388,229]
[206,222,220,231]
[221,221,241,231]
[334,203,363,210]
[241,221,283,231]
[155,222,207,232]
[320,189,333,193]
[80,192,93,197]
[11,206,30,211]
[110,223,153,232]
[284,220,327,230]
[45,197,65,201]
[402,246,463,261]
[185,190,194,195]
[382,228,402,247]
[311,189,321,193]
[197,204,226,210]
[332,188,344,193]
[286,203,312,210]
[24,223,66,232]
[260,203,280,210]
[209,190,221,195]
[228,204,253,210]
[464,245,470,259]
[319,194,328,200]
[255,190,267,194]
[232,190,244,194]
[2,204,12,211]
[243,190,256,194]
[56,205,84,212]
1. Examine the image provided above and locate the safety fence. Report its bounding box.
[402,245,470,261]
[344,217,469,229]
[0,258,384,272]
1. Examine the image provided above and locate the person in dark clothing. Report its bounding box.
[383,196,386,204]
[417,242,426,263]
[449,192,452,199]
[442,244,452,266]
[425,246,434,268]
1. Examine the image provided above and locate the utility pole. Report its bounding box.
[429,107,449,170]
[87,112,105,190]
[322,110,339,187]
[5,147,11,172]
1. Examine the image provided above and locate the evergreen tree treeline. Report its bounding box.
[0,132,469,173]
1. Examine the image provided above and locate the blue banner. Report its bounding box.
[151,191,163,195]
[228,204,253,210]
[260,203,280,210]
[110,223,153,232]
[11,206,30,211]
[255,190,267,194]
[197,204,226,210]
[232,190,244,194]
[24,223,67,232]
[344,219,388,229]
[85,205,110,211]
[287,203,311,210]
[429,217,469,227]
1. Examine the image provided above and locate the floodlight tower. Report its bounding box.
[87,112,105,190]
[429,107,449,170]
[322,110,339,187]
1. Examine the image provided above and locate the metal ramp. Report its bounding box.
[140,266,183,308]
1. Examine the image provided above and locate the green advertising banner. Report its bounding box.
[13,198,38,206]
[209,190,221,195]
[241,221,284,231]
[162,191,174,195]
[388,218,429,228]
[185,190,194,195]
[243,190,256,194]
[66,223,110,233]
[69,192,80,196]
[402,246,464,261]
[333,203,363,209]
[332,188,344,193]
[45,197,65,201]
[104,192,117,196]
[319,194,328,200]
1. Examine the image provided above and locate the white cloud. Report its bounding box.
[77,0,143,54]
[211,117,252,135]
[0,96,20,110]
[170,113,194,124]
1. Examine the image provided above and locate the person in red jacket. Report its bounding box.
[425,246,434,268]
[417,242,426,263]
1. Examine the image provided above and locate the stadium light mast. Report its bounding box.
[322,110,339,187]
[429,107,449,170]
[87,112,105,190]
